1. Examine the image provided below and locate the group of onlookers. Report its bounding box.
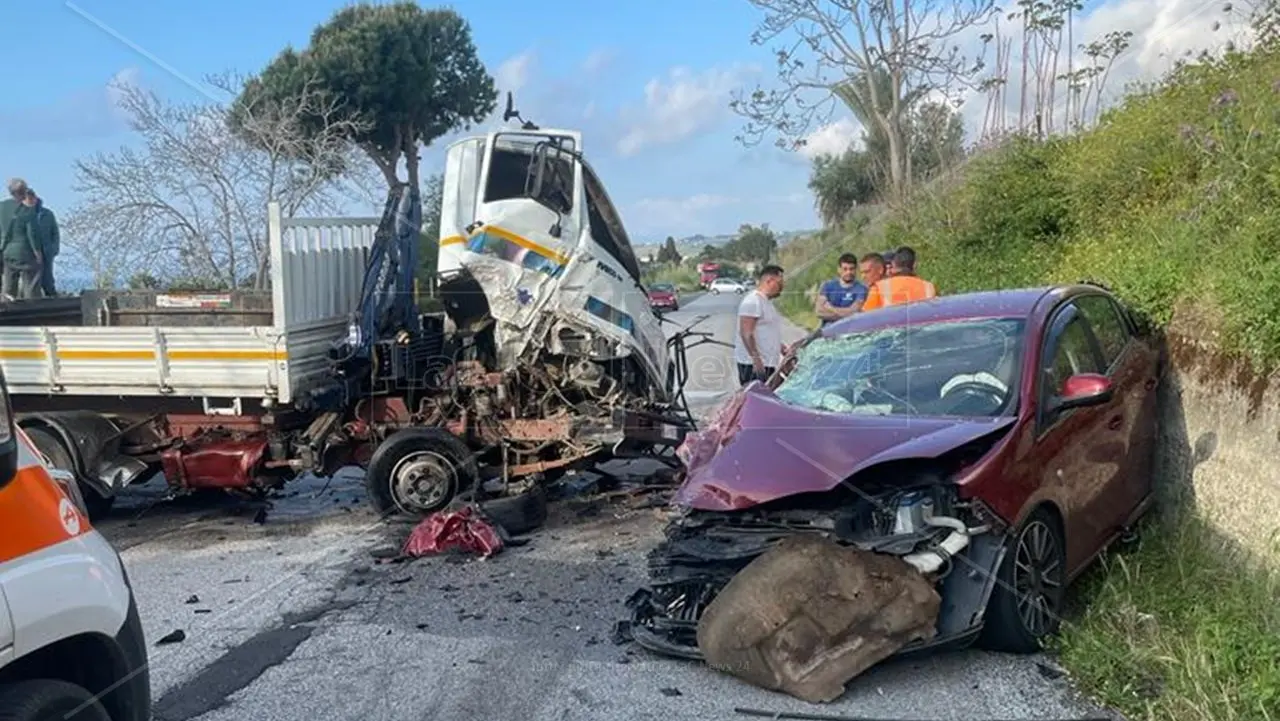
[0,177,61,300]
[732,246,936,385]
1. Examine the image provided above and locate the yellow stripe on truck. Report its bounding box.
[0,349,46,360]
[0,349,287,361]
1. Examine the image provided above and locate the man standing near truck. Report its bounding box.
[861,246,936,311]
[814,253,868,326]
[25,189,59,297]
[734,264,786,385]
[2,186,45,299]
[0,178,29,295]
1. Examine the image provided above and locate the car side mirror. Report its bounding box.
[1049,372,1113,414]
[0,384,16,489]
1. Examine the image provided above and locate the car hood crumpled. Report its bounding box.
[672,385,1016,512]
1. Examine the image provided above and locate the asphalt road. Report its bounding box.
[102,292,1112,721]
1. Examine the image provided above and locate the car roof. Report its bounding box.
[820,286,1079,336]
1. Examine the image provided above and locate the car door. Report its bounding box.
[1074,293,1156,524]
[1030,301,1116,575]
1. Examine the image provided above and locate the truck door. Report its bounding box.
[469,132,584,355]
[437,136,486,276]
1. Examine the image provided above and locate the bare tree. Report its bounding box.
[730,0,996,203]
[65,74,378,290]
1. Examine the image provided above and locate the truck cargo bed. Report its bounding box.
[0,204,379,406]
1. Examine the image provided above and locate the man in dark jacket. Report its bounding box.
[0,178,29,293]
[2,187,45,299]
[26,190,59,296]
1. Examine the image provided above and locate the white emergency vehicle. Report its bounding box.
[0,370,150,721]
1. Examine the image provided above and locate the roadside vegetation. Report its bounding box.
[775,14,1280,721]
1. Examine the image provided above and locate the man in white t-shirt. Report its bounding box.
[733,265,786,385]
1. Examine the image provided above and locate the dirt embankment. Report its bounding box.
[1157,328,1280,568]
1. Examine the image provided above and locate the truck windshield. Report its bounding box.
[774,318,1026,418]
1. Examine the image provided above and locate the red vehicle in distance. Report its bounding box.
[697,262,720,288]
[647,283,679,312]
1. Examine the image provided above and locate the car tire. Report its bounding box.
[365,428,479,518]
[25,426,114,521]
[479,484,548,536]
[979,505,1067,654]
[0,679,112,721]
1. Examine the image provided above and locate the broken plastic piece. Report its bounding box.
[696,535,940,703]
[402,506,504,559]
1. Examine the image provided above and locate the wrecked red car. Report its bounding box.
[625,284,1161,697]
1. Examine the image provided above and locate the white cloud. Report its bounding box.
[494,51,537,96]
[798,117,862,160]
[582,48,617,76]
[626,193,740,235]
[0,66,141,144]
[616,63,761,157]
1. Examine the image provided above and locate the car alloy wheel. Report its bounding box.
[978,505,1067,653]
[1012,517,1065,639]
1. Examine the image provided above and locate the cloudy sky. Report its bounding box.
[0,0,1248,252]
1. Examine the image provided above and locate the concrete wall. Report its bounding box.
[1155,332,1280,568]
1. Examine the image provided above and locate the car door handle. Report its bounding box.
[1108,414,1124,430]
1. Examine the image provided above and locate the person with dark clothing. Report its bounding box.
[0,178,29,294]
[2,188,45,299]
[25,190,59,296]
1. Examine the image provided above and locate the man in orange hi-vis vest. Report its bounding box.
[861,245,937,311]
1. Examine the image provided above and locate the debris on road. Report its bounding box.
[697,536,940,703]
[156,629,187,646]
[402,506,504,559]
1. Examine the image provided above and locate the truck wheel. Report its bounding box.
[25,427,114,521]
[365,428,479,518]
[0,679,112,721]
[978,505,1067,653]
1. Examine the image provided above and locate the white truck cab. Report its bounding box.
[0,371,150,721]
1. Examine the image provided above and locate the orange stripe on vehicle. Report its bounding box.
[0,349,47,360]
[168,350,286,361]
[58,350,156,361]
[0,462,87,565]
[440,235,465,246]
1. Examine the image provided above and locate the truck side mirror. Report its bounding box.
[0,379,17,488]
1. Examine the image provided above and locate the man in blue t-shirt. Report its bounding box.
[814,252,869,326]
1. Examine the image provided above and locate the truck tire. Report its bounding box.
[0,679,112,721]
[25,427,114,521]
[365,428,479,518]
[479,485,548,536]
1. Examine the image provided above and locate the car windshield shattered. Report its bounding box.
[774,317,1026,418]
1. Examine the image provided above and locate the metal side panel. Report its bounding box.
[0,326,285,400]
[280,318,349,405]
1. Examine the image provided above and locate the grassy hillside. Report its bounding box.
[781,42,1280,721]
[888,46,1280,371]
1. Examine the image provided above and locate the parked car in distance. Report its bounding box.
[647,283,680,312]
[709,278,746,295]
[630,283,1162,662]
